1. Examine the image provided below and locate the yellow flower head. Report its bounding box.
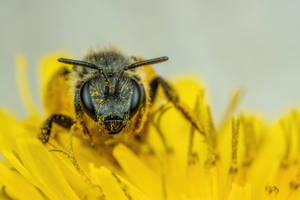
[0,53,299,200]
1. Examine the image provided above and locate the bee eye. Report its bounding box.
[130,80,145,116]
[80,81,96,120]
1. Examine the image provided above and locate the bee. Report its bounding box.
[39,47,202,151]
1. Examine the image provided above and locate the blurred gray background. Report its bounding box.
[1,0,299,121]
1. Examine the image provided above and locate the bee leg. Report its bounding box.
[39,114,75,143]
[150,76,205,136]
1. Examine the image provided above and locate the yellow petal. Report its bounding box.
[17,138,80,200]
[0,161,44,200]
[90,166,131,200]
[113,144,163,200]
[15,54,39,116]
[228,183,251,200]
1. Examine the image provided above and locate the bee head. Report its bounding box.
[80,75,145,134]
[58,56,168,134]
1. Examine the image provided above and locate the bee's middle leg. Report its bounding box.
[39,114,75,143]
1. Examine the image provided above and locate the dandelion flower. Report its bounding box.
[0,53,299,200]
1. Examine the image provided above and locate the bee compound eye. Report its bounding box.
[130,80,145,116]
[80,81,97,120]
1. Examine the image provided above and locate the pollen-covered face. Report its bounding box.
[80,74,145,134]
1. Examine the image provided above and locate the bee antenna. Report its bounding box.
[123,56,169,71]
[58,58,109,83]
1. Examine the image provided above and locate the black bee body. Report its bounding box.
[39,47,203,150]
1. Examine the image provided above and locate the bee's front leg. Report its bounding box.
[39,114,75,143]
[150,76,205,136]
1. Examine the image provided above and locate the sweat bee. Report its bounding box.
[39,47,202,152]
